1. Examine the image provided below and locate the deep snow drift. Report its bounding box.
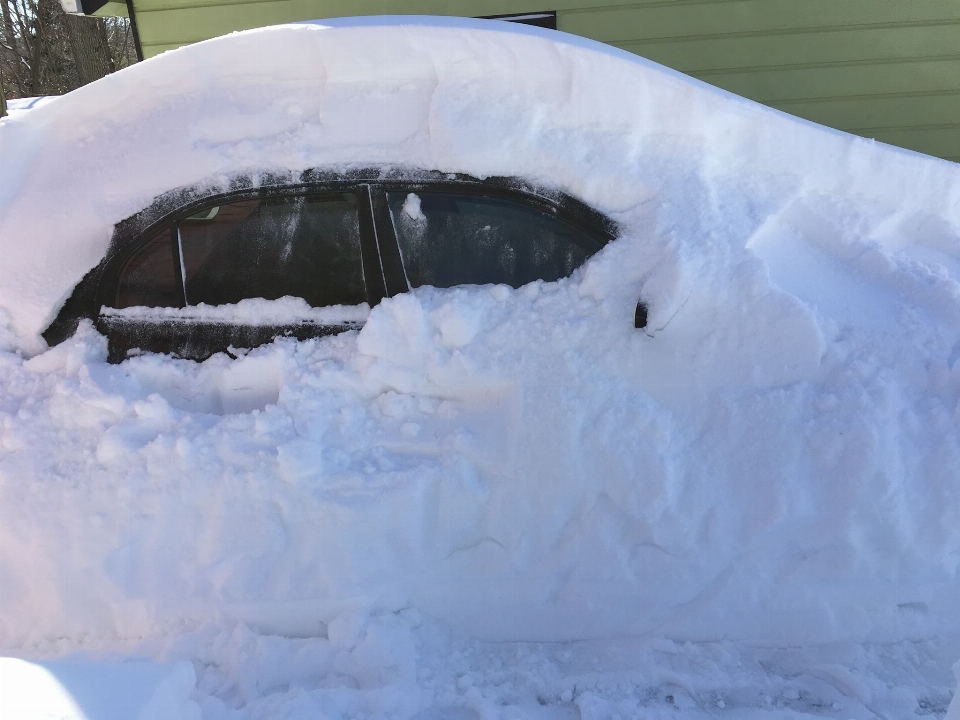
[1,16,959,719]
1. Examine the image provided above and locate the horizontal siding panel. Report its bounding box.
[688,59,960,103]
[769,92,960,134]
[135,1,644,49]
[136,0,593,17]
[869,127,960,159]
[141,41,184,53]
[609,25,960,74]
[138,0,352,44]
[136,0,960,52]
[136,0,960,31]
[560,0,960,44]
[137,0,584,44]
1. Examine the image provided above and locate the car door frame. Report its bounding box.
[42,168,617,362]
[369,176,616,296]
[94,181,388,362]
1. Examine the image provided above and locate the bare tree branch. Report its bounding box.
[0,0,137,100]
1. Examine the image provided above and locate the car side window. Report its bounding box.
[111,192,366,310]
[180,193,365,307]
[114,229,181,309]
[386,191,600,290]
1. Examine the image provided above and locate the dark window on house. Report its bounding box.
[114,229,181,309]
[387,191,597,290]
[478,11,557,30]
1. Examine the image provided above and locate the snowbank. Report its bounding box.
[0,15,959,717]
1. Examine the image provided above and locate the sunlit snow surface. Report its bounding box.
[0,16,959,719]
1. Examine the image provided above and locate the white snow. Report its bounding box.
[949,661,960,720]
[401,192,427,222]
[3,96,57,115]
[0,658,200,720]
[0,15,959,720]
[101,297,370,325]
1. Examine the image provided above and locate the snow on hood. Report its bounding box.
[1,17,959,660]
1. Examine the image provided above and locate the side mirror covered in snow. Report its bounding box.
[635,300,648,330]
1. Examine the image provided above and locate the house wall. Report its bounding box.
[125,0,960,163]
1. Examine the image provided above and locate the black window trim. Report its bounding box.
[375,182,609,296]
[172,226,187,307]
[477,11,558,30]
[43,168,618,355]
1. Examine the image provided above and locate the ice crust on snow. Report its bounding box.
[0,16,959,718]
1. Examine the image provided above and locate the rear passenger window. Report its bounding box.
[111,192,366,310]
[387,192,599,290]
[180,193,365,307]
[114,229,181,309]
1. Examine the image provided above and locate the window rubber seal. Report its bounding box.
[357,184,388,307]
[172,225,187,308]
[368,185,410,297]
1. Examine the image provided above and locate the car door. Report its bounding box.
[372,182,609,294]
[71,173,614,362]
[96,185,386,362]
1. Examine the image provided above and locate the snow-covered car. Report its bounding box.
[46,170,618,361]
[1,16,960,718]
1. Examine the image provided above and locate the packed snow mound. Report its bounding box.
[1,12,959,693]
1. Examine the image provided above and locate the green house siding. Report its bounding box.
[121,0,960,163]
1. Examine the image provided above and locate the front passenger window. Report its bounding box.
[386,191,599,290]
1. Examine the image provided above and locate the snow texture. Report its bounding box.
[0,658,201,720]
[3,96,56,115]
[0,16,959,719]
[101,297,370,325]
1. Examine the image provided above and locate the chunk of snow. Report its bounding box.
[402,192,427,221]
